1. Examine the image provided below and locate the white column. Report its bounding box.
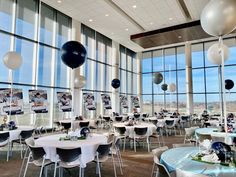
[112,41,120,113]
[71,19,82,116]
[137,52,142,112]
[185,42,193,114]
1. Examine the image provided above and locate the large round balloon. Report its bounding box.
[169,83,176,92]
[161,84,168,91]
[111,79,120,89]
[201,0,236,36]
[74,75,86,88]
[61,41,87,69]
[207,43,229,65]
[225,79,234,90]
[3,51,22,70]
[153,72,163,85]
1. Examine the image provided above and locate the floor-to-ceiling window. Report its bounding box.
[142,46,186,115]
[0,0,71,126]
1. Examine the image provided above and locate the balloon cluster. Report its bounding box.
[111,79,120,89]
[153,72,177,92]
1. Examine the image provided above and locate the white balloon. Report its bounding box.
[207,43,229,65]
[201,0,236,36]
[169,83,176,93]
[3,51,22,70]
[74,75,86,88]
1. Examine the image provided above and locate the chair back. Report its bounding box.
[134,127,147,136]
[181,116,189,121]
[115,127,126,135]
[103,116,111,122]
[152,146,169,163]
[0,132,10,143]
[25,138,46,161]
[150,119,158,125]
[165,120,175,127]
[20,129,34,139]
[156,163,171,177]
[133,113,140,119]
[79,121,90,128]
[196,133,212,142]
[56,147,81,163]
[61,122,71,130]
[176,168,208,177]
[115,116,123,122]
[97,142,112,157]
[185,127,195,137]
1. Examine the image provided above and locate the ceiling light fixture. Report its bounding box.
[105,14,109,17]
[178,36,182,39]
[169,17,173,20]
[132,5,137,9]
[125,28,129,31]
[150,22,154,25]
[57,0,62,3]
[89,19,93,22]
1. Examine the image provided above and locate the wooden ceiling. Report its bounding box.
[130,20,211,49]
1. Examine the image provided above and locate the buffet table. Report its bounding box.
[35,133,107,168]
[160,147,236,177]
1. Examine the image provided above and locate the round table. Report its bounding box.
[0,126,34,142]
[113,122,156,138]
[35,133,107,168]
[195,128,236,145]
[160,147,236,177]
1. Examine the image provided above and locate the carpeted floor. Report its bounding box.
[0,135,185,177]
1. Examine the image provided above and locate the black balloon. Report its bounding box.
[225,79,234,90]
[111,79,120,89]
[161,84,168,91]
[153,72,163,85]
[61,41,87,69]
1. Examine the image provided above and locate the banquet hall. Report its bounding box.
[1,0,236,177]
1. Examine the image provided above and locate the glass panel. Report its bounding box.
[224,38,236,66]
[226,93,236,114]
[14,38,34,84]
[40,3,54,45]
[0,33,11,82]
[225,66,236,93]
[164,48,176,71]
[204,40,218,67]
[178,94,186,114]
[177,46,185,69]
[205,67,219,93]
[16,0,37,39]
[56,12,70,48]
[37,45,52,86]
[192,43,204,68]
[193,94,206,113]
[153,50,163,72]
[142,74,152,94]
[154,95,164,113]
[142,95,152,114]
[164,71,176,93]
[192,69,205,93]
[166,94,177,112]
[0,0,13,32]
[142,52,152,73]
[177,70,186,93]
[206,94,220,114]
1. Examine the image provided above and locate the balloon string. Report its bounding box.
[9,70,13,122]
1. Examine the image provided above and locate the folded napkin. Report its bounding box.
[201,153,220,163]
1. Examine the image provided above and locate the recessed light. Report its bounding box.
[178,36,182,39]
[169,17,173,20]
[125,28,129,31]
[89,19,93,22]
[132,5,137,9]
[105,14,109,17]
[150,22,154,25]
[111,32,114,35]
[57,0,62,3]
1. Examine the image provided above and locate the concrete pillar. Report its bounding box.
[71,19,82,116]
[111,41,120,113]
[185,42,193,114]
[137,52,142,112]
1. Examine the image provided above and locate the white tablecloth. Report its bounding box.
[0,126,34,141]
[113,122,156,138]
[35,133,107,168]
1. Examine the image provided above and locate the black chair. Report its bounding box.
[79,121,90,128]
[133,113,140,119]
[12,129,34,158]
[0,132,10,161]
[54,147,83,177]
[114,116,123,122]
[23,138,53,177]
[103,116,112,129]
[115,127,126,151]
[94,142,117,177]
[133,127,149,152]
[61,122,71,134]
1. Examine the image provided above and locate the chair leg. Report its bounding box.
[123,137,126,152]
[147,137,150,152]
[116,148,123,175]
[18,147,30,177]
[23,154,31,177]
[134,137,136,152]
[96,153,101,177]
[7,141,10,162]
[151,162,155,177]
[53,163,57,177]
[39,158,45,177]
[111,153,117,177]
